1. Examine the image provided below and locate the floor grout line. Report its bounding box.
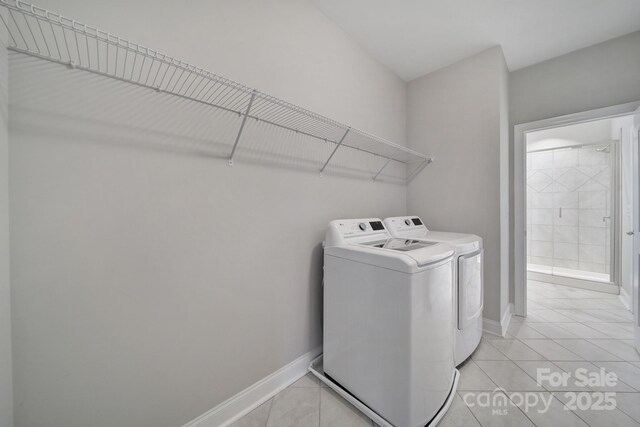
[318,385,321,427]
[263,398,274,427]
[455,390,487,427]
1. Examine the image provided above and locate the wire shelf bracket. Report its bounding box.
[229,90,256,167]
[373,153,396,181]
[319,127,350,174]
[407,158,433,183]
[0,0,434,182]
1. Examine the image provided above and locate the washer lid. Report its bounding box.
[383,216,482,253]
[362,238,435,252]
[326,239,454,273]
[420,231,482,253]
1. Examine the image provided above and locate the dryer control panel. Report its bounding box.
[383,216,429,237]
[324,218,390,247]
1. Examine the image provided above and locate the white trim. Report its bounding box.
[500,61,510,341]
[513,101,640,318]
[483,303,513,337]
[183,346,322,427]
[620,286,632,311]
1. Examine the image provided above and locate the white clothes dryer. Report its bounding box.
[384,216,483,366]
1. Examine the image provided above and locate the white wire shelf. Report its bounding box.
[0,0,433,181]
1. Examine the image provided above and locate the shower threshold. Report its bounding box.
[528,264,618,294]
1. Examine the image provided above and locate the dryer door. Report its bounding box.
[458,250,484,330]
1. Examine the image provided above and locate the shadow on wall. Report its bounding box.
[309,242,324,346]
[9,53,408,184]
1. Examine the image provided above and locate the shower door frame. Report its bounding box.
[525,140,618,284]
[513,100,640,318]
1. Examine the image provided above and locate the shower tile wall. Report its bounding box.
[526,146,611,275]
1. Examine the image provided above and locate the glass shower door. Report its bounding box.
[527,142,615,284]
[551,144,613,283]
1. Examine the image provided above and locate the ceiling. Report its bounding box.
[310,0,640,81]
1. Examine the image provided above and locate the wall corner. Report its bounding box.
[0,40,14,427]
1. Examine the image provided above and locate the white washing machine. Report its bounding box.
[316,218,459,427]
[384,216,483,366]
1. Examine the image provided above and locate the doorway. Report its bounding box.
[514,101,640,319]
[526,119,618,292]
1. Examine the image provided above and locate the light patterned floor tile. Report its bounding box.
[438,394,481,427]
[291,373,321,388]
[459,391,535,427]
[482,331,514,340]
[554,391,640,426]
[535,299,578,310]
[606,309,634,322]
[550,322,609,339]
[319,388,372,427]
[552,309,606,323]
[569,299,624,310]
[266,386,319,427]
[472,340,509,361]
[527,323,579,339]
[588,340,640,362]
[593,362,640,391]
[553,361,637,392]
[458,360,498,391]
[475,360,544,391]
[508,322,548,339]
[230,399,273,427]
[520,339,583,361]
[553,339,622,361]
[527,309,575,323]
[527,300,546,310]
[508,392,587,427]
[613,393,640,424]
[583,322,635,340]
[582,309,632,323]
[489,339,546,360]
[514,360,590,392]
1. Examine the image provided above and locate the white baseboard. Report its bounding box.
[483,303,513,337]
[620,287,632,311]
[183,346,322,427]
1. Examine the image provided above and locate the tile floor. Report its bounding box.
[231,280,640,426]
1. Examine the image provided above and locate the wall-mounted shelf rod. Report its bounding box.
[0,0,434,182]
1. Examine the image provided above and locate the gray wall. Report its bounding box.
[407,47,509,324]
[510,31,640,126]
[8,1,407,426]
[510,31,640,303]
[0,44,13,427]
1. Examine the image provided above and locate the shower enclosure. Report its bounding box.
[526,142,617,285]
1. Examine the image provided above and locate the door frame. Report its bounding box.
[513,100,640,317]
